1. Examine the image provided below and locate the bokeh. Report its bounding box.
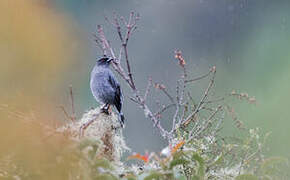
[1,0,290,174]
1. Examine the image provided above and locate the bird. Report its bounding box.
[90,56,125,127]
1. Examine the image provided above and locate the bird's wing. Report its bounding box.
[108,73,122,113]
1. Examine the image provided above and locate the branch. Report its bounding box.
[143,77,152,103]
[192,105,223,139]
[154,103,176,118]
[182,66,216,127]
[93,13,222,142]
[93,34,105,54]
[154,83,175,104]
[97,13,170,138]
[58,105,73,122]
[58,86,77,122]
[170,80,181,133]
[142,103,169,138]
[96,24,132,88]
[184,68,212,84]
[113,12,139,90]
[69,85,76,121]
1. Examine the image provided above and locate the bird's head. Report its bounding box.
[96,56,113,66]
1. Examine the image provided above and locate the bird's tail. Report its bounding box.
[119,112,125,128]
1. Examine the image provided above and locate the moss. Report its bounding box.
[57,107,130,162]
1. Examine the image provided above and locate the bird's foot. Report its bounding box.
[119,121,124,128]
[111,125,118,131]
[111,123,124,132]
[100,104,111,115]
[100,107,110,115]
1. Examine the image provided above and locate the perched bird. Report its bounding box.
[90,56,125,127]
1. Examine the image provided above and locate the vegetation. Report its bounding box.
[0,12,289,180]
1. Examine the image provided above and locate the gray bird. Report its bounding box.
[90,56,124,127]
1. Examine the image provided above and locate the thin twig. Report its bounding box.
[194,105,223,138]
[143,77,152,103]
[154,103,176,117]
[204,97,225,104]
[58,105,73,122]
[176,65,188,127]
[180,101,189,124]
[93,34,105,54]
[118,48,122,62]
[184,69,212,83]
[182,66,216,127]
[69,85,76,121]
[114,12,138,90]
[142,103,169,138]
[187,92,195,104]
[96,25,132,88]
[171,80,181,133]
[129,96,140,105]
[160,88,175,104]
[79,113,101,137]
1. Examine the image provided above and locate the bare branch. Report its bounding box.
[211,110,225,137]
[95,24,134,88]
[123,32,135,89]
[182,66,216,127]
[170,80,181,133]
[58,86,77,122]
[187,92,195,104]
[204,97,225,104]
[142,104,169,138]
[69,85,76,121]
[113,14,124,44]
[110,12,139,90]
[92,13,224,142]
[129,96,140,105]
[58,105,73,122]
[184,68,212,84]
[196,105,222,137]
[154,83,175,104]
[154,103,176,117]
[97,25,115,57]
[143,77,152,103]
[118,48,122,62]
[120,16,127,27]
[93,34,105,54]
[180,101,189,125]
[79,113,101,137]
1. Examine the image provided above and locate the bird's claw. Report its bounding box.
[100,107,110,115]
[101,104,111,115]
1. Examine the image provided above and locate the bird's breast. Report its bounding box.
[90,70,115,104]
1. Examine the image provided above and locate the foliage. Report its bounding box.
[121,128,289,180]
[1,107,288,180]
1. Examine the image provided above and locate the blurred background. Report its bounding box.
[1,0,290,166]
